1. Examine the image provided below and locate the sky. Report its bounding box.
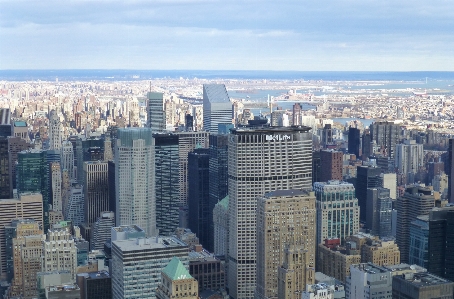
[0,0,453,71]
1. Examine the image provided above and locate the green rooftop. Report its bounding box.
[217,195,229,209]
[162,257,192,281]
[13,121,27,127]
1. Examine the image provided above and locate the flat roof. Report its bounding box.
[264,189,312,198]
[231,126,312,134]
[112,236,187,252]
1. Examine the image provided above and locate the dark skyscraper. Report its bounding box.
[188,148,210,250]
[153,133,180,236]
[185,114,194,132]
[370,121,400,158]
[361,129,371,159]
[366,187,392,238]
[0,138,11,199]
[356,165,382,222]
[319,150,343,182]
[348,127,360,158]
[449,139,454,204]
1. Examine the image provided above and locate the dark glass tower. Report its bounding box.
[356,165,382,222]
[188,148,210,249]
[17,149,49,231]
[348,127,360,158]
[153,133,180,236]
[0,138,12,199]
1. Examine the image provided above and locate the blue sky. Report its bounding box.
[0,0,453,70]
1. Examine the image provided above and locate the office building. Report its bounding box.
[0,193,43,277]
[45,283,80,299]
[348,127,360,158]
[346,263,393,299]
[366,188,393,238]
[302,283,345,299]
[392,272,454,299]
[49,162,62,212]
[41,229,78,280]
[48,111,63,150]
[370,121,400,159]
[208,133,229,252]
[91,212,115,250]
[176,131,209,205]
[77,271,112,299]
[213,196,229,257]
[395,140,424,184]
[319,150,343,182]
[449,139,454,204]
[83,161,109,228]
[228,126,313,299]
[277,245,315,299]
[396,186,434,263]
[356,166,382,222]
[292,103,302,126]
[156,257,199,299]
[8,136,34,190]
[360,237,400,266]
[111,236,189,299]
[312,151,321,185]
[188,148,210,249]
[36,271,73,299]
[189,250,225,292]
[381,173,397,199]
[65,184,84,226]
[256,190,316,299]
[318,239,361,283]
[115,128,156,236]
[203,84,232,133]
[17,149,50,231]
[108,161,116,219]
[314,181,360,246]
[0,137,11,199]
[153,133,180,236]
[147,92,165,132]
[61,140,75,180]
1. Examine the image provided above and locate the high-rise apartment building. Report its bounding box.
[395,140,424,184]
[314,181,360,246]
[188,148,210,249]
[203,84,232,133]
[0,193,43,276]
[228,126,313,299]
[61,140,75,180]
[83,161,109,228]
[356,166,382,222]
[111,235,189,299]
[319,150,343,182]
[370,121,401,159]
[147,92,165,132]
[213,195,229,257]
[176,131,209,205]
[256,190,316,299]
[48,111,62,150]
[396,185,434,264]
[115,128,156,236]
[153,133,180,236]
[41,229,78,280]
[348,127,360,158]
[17,149,49,231]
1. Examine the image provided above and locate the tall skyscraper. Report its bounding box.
[42,229,78,280]
[228,126,312,299]
[8,136,33,190]
[48,111,62,150]
[17,149,50,231]
[49,162,62,212]
[115,128,156,236]
[83,161,109,228]
[213,196,229,257]
[356,165,382,222]
[188,148,210,249]
[153,133,180,235]
[203,84,232,133]
[61,140,75,180]
[0,137,11,199]
[366,188,393,238]
[65,183,84,226]
[448,139,454,204]
[396,185,434,263]
[395,140,424,184]
[314,181,360,246]
[370,121,400,158]
[319,150,343,182]
[256,190,316,299]
[176,131,209,205]
[292,103,302,126]
[0,193,43,276]
[348,127,360,158]
[147,92,165,132]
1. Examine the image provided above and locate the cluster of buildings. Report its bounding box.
[0,80,454,299]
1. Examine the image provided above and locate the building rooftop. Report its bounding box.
[87,270,110,279]
[353,263,388,274]
[264,189,312,198]
[13,121,27,127]
[112,236,187,252]
[203,84,230,103]
[217,195,228,209]
[112,225,144,234]
[162,257,192,281]
[395,272,453,288]
[231,125,311,134]
[188,249,219,262]
[383,263,426,273]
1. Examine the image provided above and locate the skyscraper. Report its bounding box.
[370,121,400,159]
[147,92,165,133]
[83,161,109,228]
[292,103,302,126]
[228,126,312,299]
[8,136,33,190]
[91,211,115,250]
[0,137,11,199]
[356,165,382,222]
[153,133,180,235]
[319,150,343,182]
[396,185,434,263]
[202,84,232,133]
[115,128,156,236]
[188,148,210,249]
[213,196,229,257]
[61,140,74,180]
[49,162,62,212]
[42,229,78,280]
[395,140,424,184]
[366,188,393,238]
[314,181,360,246]
[448,139,454,204]
[256,190,316,299]
[48,111,62,150]
[348,127,360,158]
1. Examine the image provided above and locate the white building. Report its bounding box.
[203,84,232,133]
[60,140,75,180]
[50,162,62,212]
[213,195,229,257]
[346,263,392,299]
[395,140,424,183]
[115,128,156,236]
[41,229,78,280]
[48,111,62,150]
[65,184,84,226]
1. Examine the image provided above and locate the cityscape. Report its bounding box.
[1,0,454,298]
